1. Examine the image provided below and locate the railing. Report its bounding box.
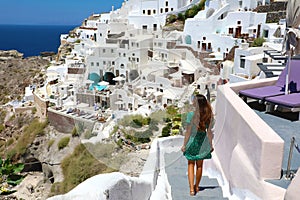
[286,137,300,180]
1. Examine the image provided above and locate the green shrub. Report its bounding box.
[143,117,151,125]
[130,119,143,128]
[177,13,185,21]
[0,124,5,133]
[31,107,37,115]
[185,7,198,19]
[84,130,93,139]
[6,118,48,160]
[116,139,123,148]
[133,131,151,143]
[111,125,119,135]
[149,123,159,132]
[47,139,55,150]
[49,144,114,195]
[71,127,79,137]
[199,0,206,10]
[6,138,14,146]
[167,14,177,23]
[57,137,70,150]
[252,37,266,47]
[161,126,171,137]
[0,158,25,191]
[171,129,179,135]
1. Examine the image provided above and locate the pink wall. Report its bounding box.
[212,81,285,199]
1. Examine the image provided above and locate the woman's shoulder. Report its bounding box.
[184,111,194,124]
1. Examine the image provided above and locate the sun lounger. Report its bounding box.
[239,64,287,102]
[265,93,300,120]
[239,59,300,103]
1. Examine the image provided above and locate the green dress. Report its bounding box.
[183,112,212,161]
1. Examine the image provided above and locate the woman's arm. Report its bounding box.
[181,125,192,152]
[207,118,214,152]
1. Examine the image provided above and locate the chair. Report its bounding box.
[239,59,300,103]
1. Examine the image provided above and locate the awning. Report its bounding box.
[244,53,264,61]
[153,91,163,96]
[115,100,124,105]
[182,70,194,74]
[180,60,197,72]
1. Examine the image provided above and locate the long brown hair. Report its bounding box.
[194,94,213,131]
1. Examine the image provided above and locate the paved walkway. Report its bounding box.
[165,151,228,200]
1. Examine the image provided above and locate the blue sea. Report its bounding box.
[0,24,77,57]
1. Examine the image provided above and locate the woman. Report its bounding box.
[181,94,214,196]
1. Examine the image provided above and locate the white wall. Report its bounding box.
[128,15,166,30]
[211,81,285,200]
[285,167,300,200]
[47,172,152,200]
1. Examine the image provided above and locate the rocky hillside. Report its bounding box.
[0,50,51,105]
[254,1,287,23]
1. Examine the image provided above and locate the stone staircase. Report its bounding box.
[165,151,228,200]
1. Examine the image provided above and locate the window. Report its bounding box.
[137,43,139,48]
[142,25,147,30]
[161,8,163,13]
[96,62,99,66]
[103,61,106,65]
[123,53,126,57]
[111,49,114,53]
[171,8,173,11]
[91,62,94,66]
[153,10,156,14]
[103,49,106,53]
[143,10,145,14]
[100,33,102,37]
[166,1,168,6]
[165,8,168,12]
[137,58,139,62]
[263,30,269,38]
[148,10,151,15]
[240,55,245,68]
[112,61,115,65]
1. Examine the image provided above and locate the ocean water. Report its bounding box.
[0,24,77,57]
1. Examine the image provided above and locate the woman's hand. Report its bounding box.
[181,145,186,152]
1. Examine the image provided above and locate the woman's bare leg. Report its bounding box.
[195,160,203,192]
[188,160,195,195]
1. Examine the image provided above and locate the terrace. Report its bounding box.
[215,79,299,198]
[160,78,300,199]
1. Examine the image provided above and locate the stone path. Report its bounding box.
[165,151,228,200]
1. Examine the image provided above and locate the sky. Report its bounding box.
[0,0,124,25]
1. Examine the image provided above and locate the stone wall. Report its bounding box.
[48,109,96,134]
[48,110,75,133]
[33,93,49,120]
[254,2,287,23]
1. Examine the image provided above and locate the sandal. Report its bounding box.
[194,185,199,193]
[190,190,195,196]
